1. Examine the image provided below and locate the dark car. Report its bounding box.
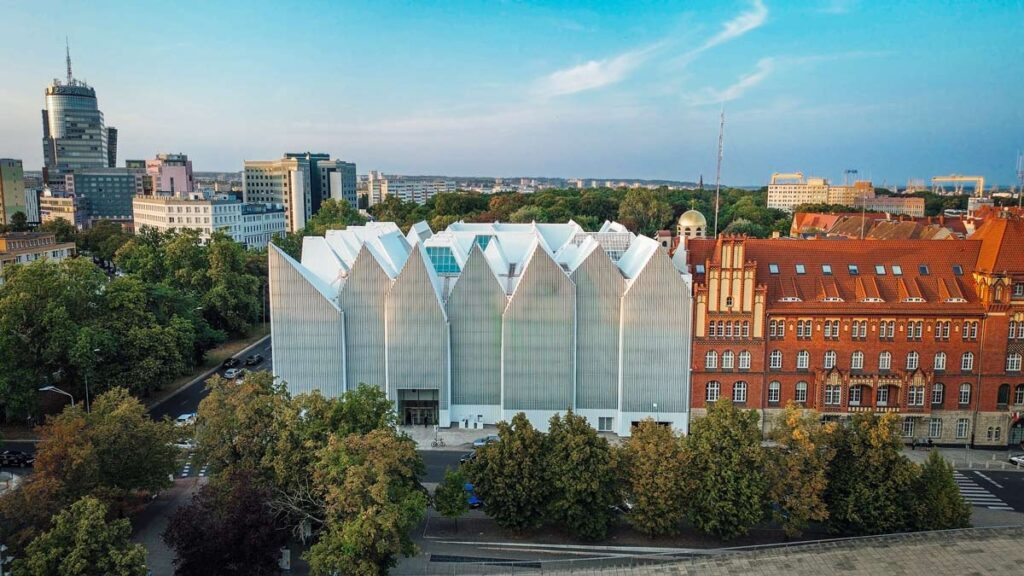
[459,451,477,465]
[222,357,241,369]
[0,450,35,468]
[245,353,264,366]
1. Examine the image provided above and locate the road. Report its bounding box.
[954,469,1024,512]
[149,337,273,422]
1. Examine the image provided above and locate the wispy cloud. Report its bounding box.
[818,0,857,15]
[685,58,775,106]
[700,0,769,52]
[533,45,659,97]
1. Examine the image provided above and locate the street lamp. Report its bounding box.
[84,347,100,413]
[39,385,75,407]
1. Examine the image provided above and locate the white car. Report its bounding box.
[175,413,197,427]
[224,368,243,379]
[1009,454,1024,467]
[173,439,197,451]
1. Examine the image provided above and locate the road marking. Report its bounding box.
[953,471,1013,511]
[974,471,1004,489]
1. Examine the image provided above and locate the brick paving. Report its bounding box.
[543,527,1024,575]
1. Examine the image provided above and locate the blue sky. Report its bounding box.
[1,0,1022,185]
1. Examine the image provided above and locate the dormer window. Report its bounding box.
[822,296,844,302]
[779,296,803,302]
[861,297,884,303]
[944,297,967,303]
[1014,283,1024,298]
[903,297,926,303]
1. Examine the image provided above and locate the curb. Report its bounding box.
[146,334,271,412]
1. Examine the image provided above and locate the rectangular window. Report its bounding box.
[956,418,969,439]
[952,265,963,276]
[768,264,779,274]
[892,265,903,276]
[902,418,915,438]
[875,265,886,275]
[822,264,832,275]
[598,417,613,432]
[877,387,889,406]
[848,264,859,275]
[919,265,930,275]
[768,382,780,403]
[929,418,942,439]
[849,386,862,406]
[795,383,807,403]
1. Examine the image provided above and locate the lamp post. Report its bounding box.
[39,385,75,407]
[84,347,100,413]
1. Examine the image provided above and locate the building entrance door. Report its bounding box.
[398,389,439,426]
[1011,419,1024,448]
[405,406,436,426]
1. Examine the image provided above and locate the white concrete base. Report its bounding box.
[448,404,501,428]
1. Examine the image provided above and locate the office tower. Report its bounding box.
[146,153,194,196]
[64,168,144,226]
[284,152,330,212]
[243,156,312,232]
[41,45,114,189]
[0,159,27,224]
[106,127,117,168]
[316,160,357,208]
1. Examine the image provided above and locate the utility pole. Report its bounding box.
[713,105,725,237]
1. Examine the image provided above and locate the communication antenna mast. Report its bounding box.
[844,169,858,186]
[713,105,725,237]
[1017,150,1024,208]
[65,37,73,84]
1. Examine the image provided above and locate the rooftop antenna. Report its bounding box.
[713,104,725,237]
[65,37,73,84]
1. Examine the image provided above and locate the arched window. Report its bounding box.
[959,383,971,405]
[795,381,808,403]
[738,350,751,370]
[726,296,734,308]
[987,427,994,441]
[906,351,919,371]
[998,384,1011,406]
[706,381,720,402]
[705,350,718,369]
[962,352,974,372]
[824,350,837,369]
[932,383,944,405]
[878,351,892,371]
[797,350,810,369]
[768,381,781,403]
[934,352,947,371]
[1015,384,1024,405]
[722,351,735,369]
[851,351,864,370]
[1007,353,1022,372]
[770,350,782,369]
[732,381,748,403]
[995,427,1002,441]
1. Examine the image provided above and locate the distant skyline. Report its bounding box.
[1,0,1022,185]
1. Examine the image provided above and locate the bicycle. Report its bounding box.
[431,436,446,448]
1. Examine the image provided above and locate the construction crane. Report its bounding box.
[931,175,986,197]
[769,172,805,185]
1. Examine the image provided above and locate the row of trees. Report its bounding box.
[0,223,267,419]
[161,373,427,576]
[363,187,791,238]
[271,199,367,259]
[461,400,970,541]
[0,388,178,574]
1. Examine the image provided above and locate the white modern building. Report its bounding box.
[269,220,694,436]
[133,194,285,249]
[243,157,311,232]
[365,171,456,206]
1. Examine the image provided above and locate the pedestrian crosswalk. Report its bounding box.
[953,471,1013,511]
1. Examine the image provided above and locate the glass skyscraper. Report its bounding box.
[41,48,116,189]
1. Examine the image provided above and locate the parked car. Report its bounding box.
[173,439,197,451]
[459,451,477,465]
[222,357,241,369]
[464,483,483,508]
[245,353,264,366]
[1009,453,1024,467]
[224,368,243,379]
[0,450,35,468]
[472,435,499,448]
[175,413,197,427]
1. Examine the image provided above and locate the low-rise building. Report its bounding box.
[39,191,89,228]
[0,232,76,283]
[132,194,285,249]
[767,173,876,212]
[146,153,194,196]
[853,195,926,217]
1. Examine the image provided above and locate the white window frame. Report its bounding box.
[768,381,780,403]
[909,386,925,406]
[738,351,751,370]
[851,351,864,370]
[959,383,971,405]
[1016,384,1024,405]
[797,350,809,369]
[824,350,837,369]
[597,417,613,432]
[1007,353,1022,372]
[732,381,748,403]
[961,352,974,372]
[849,386,862,406]
[825,385,841,405]
[770,350,782,369]
[706,381,720,402]
[902,418,915,438]
[722,351,735,370]
[956,418,970,439]
[932,383,944,405]
[879,352,891,371]
[795,381,808,403]
[906,351,919,371]
[705,350,718,369]
[934,352,946,371]
[877,386,889,406]
[929,418,942,439]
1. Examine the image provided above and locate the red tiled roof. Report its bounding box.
[687,237,984,314]
[971,215,1024,274]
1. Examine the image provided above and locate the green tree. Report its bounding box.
[196,371,289,473]
[13,496,148,576]
[685,397,768,540]
[620,419,688,536]
[466,413,550,531]
[335,382,398,435]
[163,467,285,576]
[618,188,672,236]
[306,429,427,576]
[545,410,618,539]
[434,467,469,531]
[38,217,77,243]
[306,198,366,236]
[824,412,920,535]
[767,404,836,538]
[911,450,971,530]
[9,211,28,231]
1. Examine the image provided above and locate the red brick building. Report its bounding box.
[685,212,1024,447]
